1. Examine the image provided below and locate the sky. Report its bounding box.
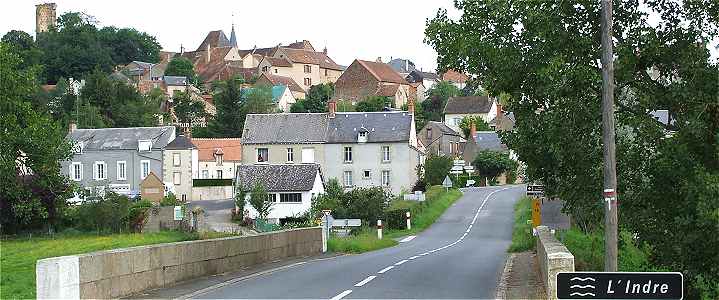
[0,0,459,72]
[1,1,715,70]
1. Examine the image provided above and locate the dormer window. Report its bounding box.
[358,129,369,143]
[214,148,224,166]
[138,140,152,152]
[73,141,85,154]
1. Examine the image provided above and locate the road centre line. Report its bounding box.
[409,255,419,260]
[330,289,353,300]
[377,266,394,274]
[394,259,408,265]
[354,276,377,287]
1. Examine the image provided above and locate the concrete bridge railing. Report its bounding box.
[536,225,575,299]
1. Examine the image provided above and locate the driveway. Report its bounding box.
[188,198,247,233]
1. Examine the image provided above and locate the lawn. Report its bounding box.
[327,228,398,253]
[0,231,221,299]
[507,196,536,252]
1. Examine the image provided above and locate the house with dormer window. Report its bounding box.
[241,101,421,194]
[191,138,242,179]
[63,124,176,197]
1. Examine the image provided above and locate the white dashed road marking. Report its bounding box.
[409,255,419,260]
[377,266,394,274]
[330,289,352,300]
[394,259,408,266]
[399,235,416,243]
[354,276,377,287]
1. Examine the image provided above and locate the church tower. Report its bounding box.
[36,3,57,35]
[229,22,238,48]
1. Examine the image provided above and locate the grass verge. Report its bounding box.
[0,230,232,299]
[507,196,536,252]
[384,187,463,239]
[328,228,398,253]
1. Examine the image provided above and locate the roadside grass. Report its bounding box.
[384,186,463,239]
[507,196,536,252]
[0,230,234,299]
[327,227,398,253]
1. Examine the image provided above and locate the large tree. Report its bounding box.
[172,91,206,125]
[0,44,73,233]
[1,30,43,71]
[421,81,461,122]
[165,57,198,84]
[425,0,718,297]
[290,82,335,113]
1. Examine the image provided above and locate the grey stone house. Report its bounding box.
[418,121,464,157]
[242,105,422,194]
[63,126,176,197]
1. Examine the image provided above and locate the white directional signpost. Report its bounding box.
[442,175,453,191]
[463,165,475,187]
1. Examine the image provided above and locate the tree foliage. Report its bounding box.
[421,81,461,122]
[36,12,161,83]
[425,0,718,296]
[356,96,392,112]
[424,154,453,186]
[311,179,390,225]
[459,116,491,137]
[249,183,273,220]
[0,44,73,233]
[199,78,274,138]
[165,57,198,84]
[471,150,516,181]
[172,91,206,125]
[290,83,334,113]
[1,30,43,71]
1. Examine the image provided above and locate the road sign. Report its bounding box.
[531,198,541,228]
[557,272,683,299]
[527,184,545,197]
[453,160,465,166]
[332,219,361,227]
[173,206,183,220]
[442,175,453,188]
[466,179,476,187]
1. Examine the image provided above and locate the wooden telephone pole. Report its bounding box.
[600,0,618,271]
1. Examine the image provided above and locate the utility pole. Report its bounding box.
[600,0,618,271]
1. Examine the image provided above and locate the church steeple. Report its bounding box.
[229,15,238,48]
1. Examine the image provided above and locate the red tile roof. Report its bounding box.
[264,56,292,67]
[258,73,304,93]
[280,48,343,71]
[357,59,409,84]
[441,69,468,83]
[191,138,242,161]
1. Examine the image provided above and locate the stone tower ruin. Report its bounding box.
[35,3,57,34]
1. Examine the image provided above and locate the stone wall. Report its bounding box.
[142,206,208,233]
[192,185,233,200]
[36,227,323,299]
[536,225,575,299]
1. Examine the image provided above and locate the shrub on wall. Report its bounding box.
[192,179,233,187]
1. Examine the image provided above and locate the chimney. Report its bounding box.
[69,121,77,134]
[376,57,382,63]
[323,47,327,54]
[328,100,336,118]
[184,127,192,138]
[470,121,477,139]
[407,98,415,115]
[206,43,211,63]
[157,114,164,126]
[180,44,184,55]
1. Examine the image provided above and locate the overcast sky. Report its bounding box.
[0,0,459,71]
[1,1,716,71]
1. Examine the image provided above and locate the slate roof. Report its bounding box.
[196,30,231,51]
[235,164,321,192]
[165,135,195,150]
[388,58,417,74]
[425,121,461,136]
[356,60,409,84]
[406,70,439,83]
[68,126,176,151]
[192,138,242,161]
[243,114,329,144]
[163,76,188,86]
[444,96,494,114]
[472,131,508,152]
[326,112,413,143]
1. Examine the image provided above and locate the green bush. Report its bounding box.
[424,154,453,186]
[383,208,409,230]
[192,179,233,187]
[328,227,398,253]
[72,192,132,233]
[159,192,180,206]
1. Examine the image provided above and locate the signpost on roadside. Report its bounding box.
[173,206,183,221]
[321,210,332,253]
[442,175,453,191]
[526,184,545,235]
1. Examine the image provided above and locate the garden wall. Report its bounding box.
[536,225,575,299]
[36,227,322,299]
[192,186,233,200]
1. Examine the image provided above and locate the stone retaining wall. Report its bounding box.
[36,227,322,299]
[536,225,575,299]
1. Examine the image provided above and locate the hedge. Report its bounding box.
[192,179,233,187]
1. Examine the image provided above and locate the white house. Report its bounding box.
[235,164,324,224]
[443,95,498,133]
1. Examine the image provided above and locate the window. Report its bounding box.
[274,68,278,73]
[453,117,462,126]
[382,146,391,162]
[94,161,106,180]
[363,170,371,179]
[343,171,353,187]
[382,170,391,186]
[344,146,353,163]
[262,66,268,72]
[302,148,315,163]
[202,170,209,179]
[304,65,311,73]
[287,148,294,162]
[216,170,223,179]
[173,153,181,166]
[73,142,84,154]
[426,128,433,140]
[358,131,368,143]
[279,193,302,203]
[216,154,223,166]
[304,78,311,86]
[267,194,277,202]
[257,148,269,163]
[141,160,150,179]
[324,69,328,76]
[173,172,181,185]
[117,161,127,180]
[70,162,82,181]
[138,140,152,152]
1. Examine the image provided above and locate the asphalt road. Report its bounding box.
[193,186,524,299]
